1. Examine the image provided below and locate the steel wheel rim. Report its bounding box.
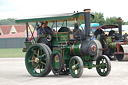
[96,57,108,75]
[25,45,48,76]
[69,59,80,77]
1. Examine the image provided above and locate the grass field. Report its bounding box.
[0,48,25,58]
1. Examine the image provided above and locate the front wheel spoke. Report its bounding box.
[104,63,107,67]
[77,69,80,74]
[105,63,108,68]
[103,69,106,73]
[76,63,79,66]
[73,60,75,65]
[104,60,107,64]
[99,64,102,67]
[101,59,104,63]
[73,69,75,74]
[99,68,101,71]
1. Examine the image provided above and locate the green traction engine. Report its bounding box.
[95,18,128,61]
[16,9,111,78]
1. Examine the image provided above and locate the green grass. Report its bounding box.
[0,48,25,58]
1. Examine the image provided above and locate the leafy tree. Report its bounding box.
[105,17,125,25]
[91,12,105,25]
[0,18,17,25]
[125,21,128,25]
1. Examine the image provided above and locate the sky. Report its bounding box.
[0,0,128,21]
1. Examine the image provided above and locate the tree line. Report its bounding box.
[91,12,126,25]
[0,18,18,25]
[0,12,127,26]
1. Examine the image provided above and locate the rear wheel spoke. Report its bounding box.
[41,62,46,65]
[29,60,35,63]
[33,50,38,56]
[38,54,45,58]
[38,64,41,73]
[33,69,36,73]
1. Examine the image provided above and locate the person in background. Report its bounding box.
[94,27,104,37]
[73,23,81,34]
[36,24,40,31]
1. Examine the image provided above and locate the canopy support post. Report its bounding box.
[62,20,65,27]
[52,21,55,28]
[66,20,67,27]
[26,22,29,41]
[56,21,58,42]
[28,24,36,42]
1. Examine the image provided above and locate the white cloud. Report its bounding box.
[0,0,128,21]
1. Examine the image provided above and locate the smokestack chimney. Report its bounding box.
[83,9,91,37]
[118,17,122,39]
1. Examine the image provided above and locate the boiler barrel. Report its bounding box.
[70,44,82,56]
[70,40,102,60]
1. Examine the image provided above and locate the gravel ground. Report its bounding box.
[0,58,128,85]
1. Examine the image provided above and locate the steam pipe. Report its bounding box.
[118,17,122,39]
[83,9,91,37]
[26,22,29,41]
[81,9,98,56]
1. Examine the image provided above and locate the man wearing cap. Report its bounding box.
[94,27,104,37]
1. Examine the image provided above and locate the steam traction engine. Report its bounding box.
[16,9,111,78]
[94,18,128,61]
[114,18,128,61]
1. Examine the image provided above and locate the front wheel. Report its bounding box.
[69,56,83,78]
[96,55,111,76]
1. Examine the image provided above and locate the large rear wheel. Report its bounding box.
[25,43,50,77]
[42,44,52,76]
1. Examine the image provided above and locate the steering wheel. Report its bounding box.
[46,34,52,41]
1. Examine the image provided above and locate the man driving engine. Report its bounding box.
[38,21,53,36]
[94,27,104,37]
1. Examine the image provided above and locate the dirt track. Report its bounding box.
[0,58,128,85]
